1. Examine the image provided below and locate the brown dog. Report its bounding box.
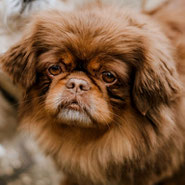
[1,0,185,185]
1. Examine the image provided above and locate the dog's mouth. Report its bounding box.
[60,99,84,112]
[57,99,93,126]
[65,100,81,111]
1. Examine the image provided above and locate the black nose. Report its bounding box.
[66,78,90,93]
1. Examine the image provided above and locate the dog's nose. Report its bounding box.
[66,78,90,93]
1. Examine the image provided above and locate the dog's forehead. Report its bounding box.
[35,12,122,51]
[33,10,145,68]
[60,19,121,60]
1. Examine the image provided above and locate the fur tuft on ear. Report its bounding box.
[133,34,182,117]
[0,37,36,89]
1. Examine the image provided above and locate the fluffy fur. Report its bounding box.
[0,0,74,109]
[1,0,185,185]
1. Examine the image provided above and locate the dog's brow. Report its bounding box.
[88,60,101,72]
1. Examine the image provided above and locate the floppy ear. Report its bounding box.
[132,36,182,117]
[0,37,36,89]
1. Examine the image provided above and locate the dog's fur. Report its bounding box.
[1,0,185,185]
[0,0,74,103]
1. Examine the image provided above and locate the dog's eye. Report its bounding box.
[48,65,62,76]
[102,71,117,84]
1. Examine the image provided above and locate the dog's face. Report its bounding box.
[1,8,181,130]
[38,52,129,128]
[1,8,183,184]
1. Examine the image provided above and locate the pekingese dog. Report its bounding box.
[1,0,185,185]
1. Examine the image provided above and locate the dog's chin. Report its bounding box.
[57,107,93,128]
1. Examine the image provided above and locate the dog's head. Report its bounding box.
[1,8,181,130]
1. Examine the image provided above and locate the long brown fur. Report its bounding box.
[1,1,185,185]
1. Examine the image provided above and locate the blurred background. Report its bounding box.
[0,0,166,185]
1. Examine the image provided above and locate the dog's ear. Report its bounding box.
[132,36,181,117]
[0,37,36,89]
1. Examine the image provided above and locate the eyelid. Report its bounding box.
[48,65,62,76]
[101,71,117,85]
[50,63,66,71]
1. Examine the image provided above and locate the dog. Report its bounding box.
[1,0,185,185]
